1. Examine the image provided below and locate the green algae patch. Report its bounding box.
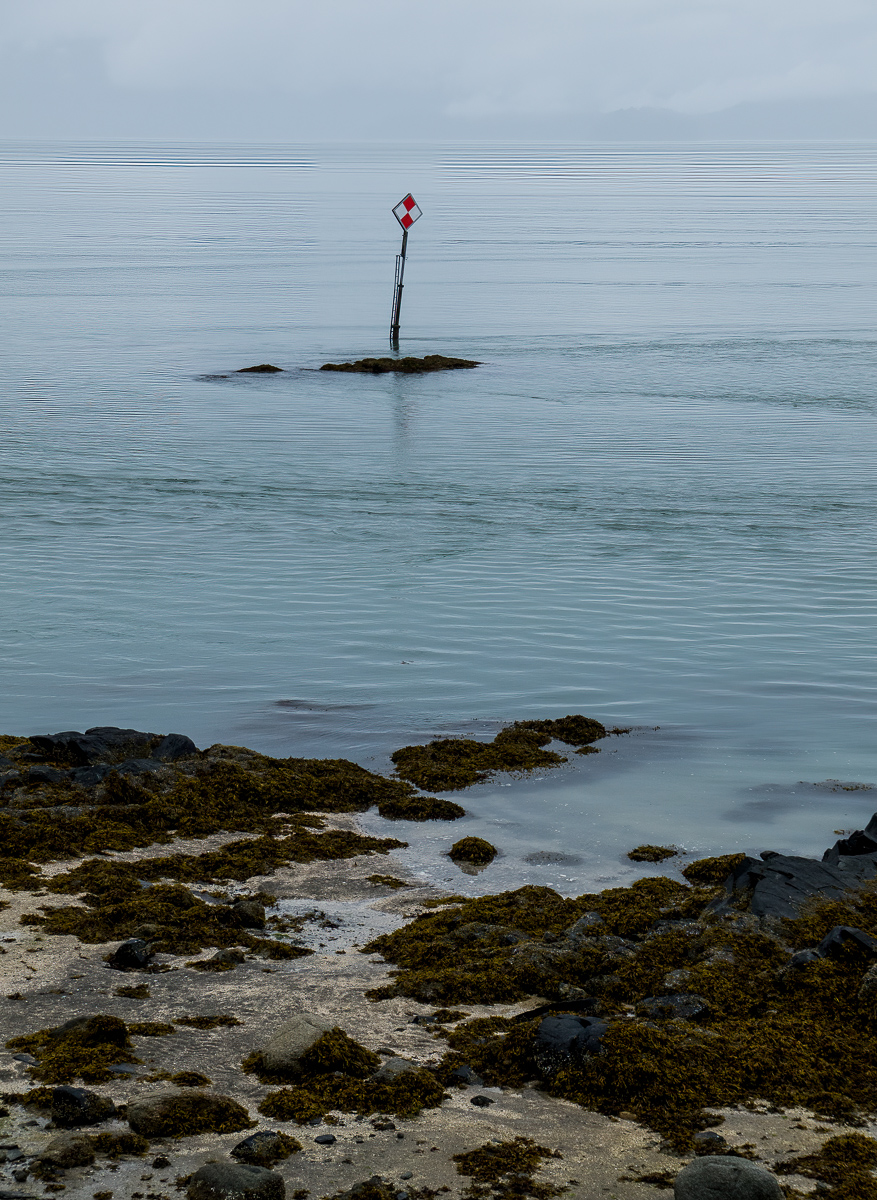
[129,1022,176,1037]
[115,984,150,999]
[450,838,497,865]
[320,355,478,374]
[776,1133,877,1199]
[258,1068,447,1123]
[453,1137,562,1200]
[174,1014,242,1029]
[367,875,412,889]
[170,1071,212,1087]
[6,1015,138,1084]
[390,716,604,792]
[681,854,747,885]
[0,858,41,889]
[627,846,677,863]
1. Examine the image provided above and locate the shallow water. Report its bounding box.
[2,141,876,891]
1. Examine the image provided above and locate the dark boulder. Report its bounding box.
[70,764,111,787]
[823,813,877,862]
[533,1014,608,1077]
[709,851,877,920]
[231,1131,300,1166]
[188,1162,284,1199]
[27,765,69,784]
[152,733,199,761]
[636,994,709,1021]
[107,938,154,971]
[674,1156,782,1199]
[231,899,266,929]
[237,364,283,373]
[51,1085,115,1127]
[816,926,877,960]
[37,1131,95,1168]
[128,1090,253,1138]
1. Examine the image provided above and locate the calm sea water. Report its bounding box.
[2,141,877,893]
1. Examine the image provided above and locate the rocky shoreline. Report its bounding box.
[2,721,877,1199]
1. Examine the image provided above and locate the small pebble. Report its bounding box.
[314,1134,336,1145]
[400,1173,413,1180]
[470,1095,494,1107]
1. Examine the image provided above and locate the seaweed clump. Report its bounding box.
[174,1014,242,1029]
[320,355,478,374]
[23,880,312,959]
[6,1015,138,1084]
[627,846,677,863]
[776,1133,877,1199]
[449,838,497,866]
[391,716,605,791]
[681,854,747,885]
[364,869,877,1150]
[452,1137,562,1200]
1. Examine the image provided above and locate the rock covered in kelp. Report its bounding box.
[449,837,497,865]
[127,1090,254,1137]
[51,1085,115,1127]
[635,993,709,1021]
[231,1131,302,1166]
[257,1012,335,1076]
[532,1014,608,1077]
[37,1131,96,1167]
[188,1162,285,1200]
[320,354,478,374]
[674,1155,782,1199]
[237,364,283,373]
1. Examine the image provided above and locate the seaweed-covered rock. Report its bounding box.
[232,899,266,929]
[371,1056,419,1082]
[5,1014,136,1084]
[815,925,877,960]
[107,938,154,971]
[38,1131,96,1167]
[231,1131,302,1166]
[152,733,199,761]
[673,1156,782,1199]
[258,1012,334,1076]
[449,838,496,865]
[188,1162,285,1199]
[532,1014,608,1078]
[709,851,877,920]
[51,1085,115,1127]
[320,355,478,374]
[238,364,283,373]
[635,994,709,1021]
[127,1090,254,1137]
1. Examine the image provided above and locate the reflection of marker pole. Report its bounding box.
[389,193,422,350]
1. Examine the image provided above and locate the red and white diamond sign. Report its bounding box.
[393,193,422,229]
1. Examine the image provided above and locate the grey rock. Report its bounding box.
[450,1065,483,1086]
[784,949,822,970]
[231,1132,298,1166]
[115,757,164,777]
[188,1163,285,1200]
[372,1057,418,1082]
[127,1090,252,1137]
[259,1011,334,1075]
[816,925,877,959]
[561,912,605,946]
[232,900,266,929]
[0,753,13,769]
[823,813,877,862]
[27,765,69,784]
[662,969,693,990]
[152,733,199,761]
[0,1191,32,1199]
[12,1053,38,1065]
[51,1085,115,1127]
[858,962,877,1003]
[470,1095,494,1107]
[533,1014,608,1077]
[710,851,877,921]
[636,993,709,1021]
[38,1131,95,1167]
[70,764,111,787]
[107,938,154,971]
[693,1131,727,1154]
[314,1134,336,1145]
[674,1156,782,1199]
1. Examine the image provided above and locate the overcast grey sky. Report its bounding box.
[2,0,876,140]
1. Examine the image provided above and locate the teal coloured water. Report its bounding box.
[2,141,876,892]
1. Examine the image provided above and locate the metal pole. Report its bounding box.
[390,227,408,349]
